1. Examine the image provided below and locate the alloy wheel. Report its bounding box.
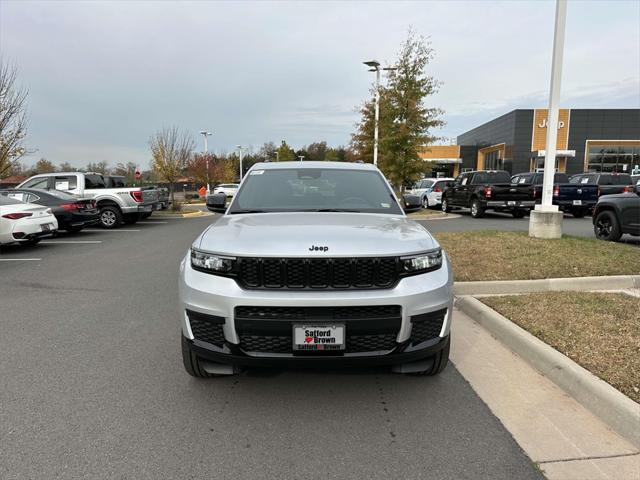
[595,218,612,238]
[102,211,116,227]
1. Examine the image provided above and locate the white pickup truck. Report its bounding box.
[17,172,158,228]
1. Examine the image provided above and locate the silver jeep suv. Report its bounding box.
[179,162,453,376]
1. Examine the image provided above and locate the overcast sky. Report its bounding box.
[1,0,639,169]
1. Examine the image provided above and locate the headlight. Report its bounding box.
[190,248,235,273]
[401,249,442,274]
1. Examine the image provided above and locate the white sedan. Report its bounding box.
[212,184,239,197]
[407,177,455,208]
[0,196,58,246]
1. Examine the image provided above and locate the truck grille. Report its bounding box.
[410,308,447,344]
[236,305,401,354]
[236,257,399,290]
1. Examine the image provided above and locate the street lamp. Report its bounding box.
[528,0,567,239]
[363,60,397,166]
[236,145,246,181]
[199,131,213,194]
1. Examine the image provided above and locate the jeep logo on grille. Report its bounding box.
[309,245,329,252]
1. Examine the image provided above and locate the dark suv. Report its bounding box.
[592,185,640,241]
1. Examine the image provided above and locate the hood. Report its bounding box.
[196,212,439,257]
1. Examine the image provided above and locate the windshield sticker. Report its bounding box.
[381,202,390,208]
[250,170,264,175]
[580,178,589,184]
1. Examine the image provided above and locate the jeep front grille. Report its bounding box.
[236,257,400,290]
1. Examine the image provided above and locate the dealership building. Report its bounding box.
[419,108,640,177]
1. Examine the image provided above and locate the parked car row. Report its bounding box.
[15,172,162,228]
[408,170,635,220]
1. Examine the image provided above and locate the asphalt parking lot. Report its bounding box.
[0,215,543,479]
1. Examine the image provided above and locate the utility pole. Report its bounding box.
[237,145,245,181]
[363,61,397,167]
[529,0,567,239]
[199,131,212,194]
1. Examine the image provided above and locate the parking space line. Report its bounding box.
[0,258,42,262]
[138,221,168,224]
[83,229,140,232]
[41,240,103,244]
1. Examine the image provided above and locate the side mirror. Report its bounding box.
[402,193,422,214]
[206,192,227,213]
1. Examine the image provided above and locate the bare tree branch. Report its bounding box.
[150,126,195,210]
[0,59,29,178]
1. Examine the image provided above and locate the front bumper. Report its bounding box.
[178,252,454,366]
[186,334,449,368]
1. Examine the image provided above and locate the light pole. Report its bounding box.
[199,131,212,194]
[236,145,246,181]
[529,0,567,239]
[363,61,397,167]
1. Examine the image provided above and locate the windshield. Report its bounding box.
[228,168,402,214]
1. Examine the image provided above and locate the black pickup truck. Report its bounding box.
[511,172,598,217]
[569,173,634,197]
[442,170,534,218]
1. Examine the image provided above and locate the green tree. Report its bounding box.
[276,140,296,161]
[352,30,444,190]
[34,157,56,173]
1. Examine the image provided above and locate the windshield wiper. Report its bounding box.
[228,209,267,214]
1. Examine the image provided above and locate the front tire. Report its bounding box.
[571,209,586,218]
[99,205,123,229]
[594,210,622,242]
[410,336,451,376]
[422,196,429,209]
[470,199,485,218]
[512,209,526,218]
[442,198,451,213]
[182,336,217,378]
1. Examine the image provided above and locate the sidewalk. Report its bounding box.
[451,308,640,480]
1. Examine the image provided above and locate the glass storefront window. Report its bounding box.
[587,144,638,173]
[484,150,503,170]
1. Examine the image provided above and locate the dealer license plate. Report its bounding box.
[293,324,345,351]
[507,201,517,206]
[573,200,582,205]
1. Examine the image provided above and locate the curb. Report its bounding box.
[456,295,640,448]
[453,275,640,296]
